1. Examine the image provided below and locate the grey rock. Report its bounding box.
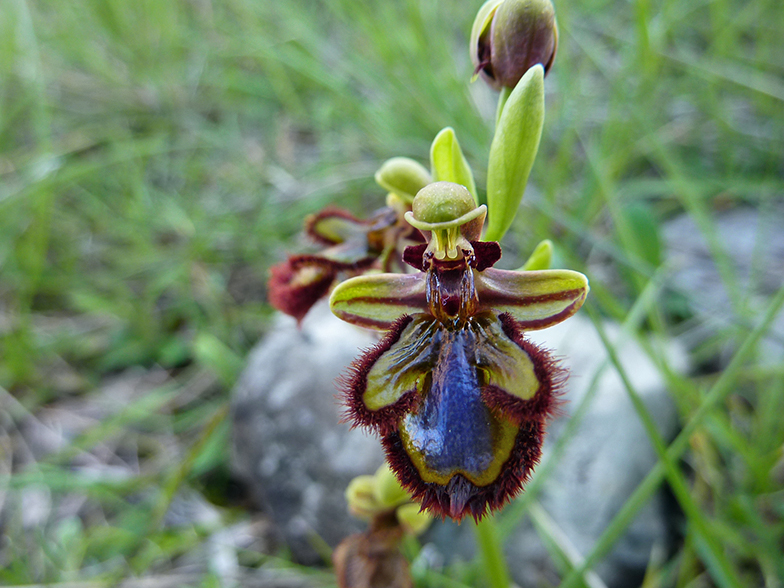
[231,302,685,586]
[663,205,784,364]
[231,303,383,565]
[508,318,683,587]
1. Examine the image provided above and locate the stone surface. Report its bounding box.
[663,205,784,364]
[231,302,685,586]
[231,303,383,565]
[505,317,683,587]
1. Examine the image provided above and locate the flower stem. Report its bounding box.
[474,515,511,588]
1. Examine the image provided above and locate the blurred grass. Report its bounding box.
[0,0,782,586]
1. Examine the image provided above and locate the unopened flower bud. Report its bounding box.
[372,465,410,509]
[345,475,380,520]
[375,157,432,203]
[395,503,432,536]
[471,0,558,91]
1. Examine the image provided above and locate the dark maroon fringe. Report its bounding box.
[267,259,335,323]
[338,315,419,436]
[381,419,545,522]
[304,206,365,246]
[481,313,567,424]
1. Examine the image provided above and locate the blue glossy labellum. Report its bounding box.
[342,311,562,520]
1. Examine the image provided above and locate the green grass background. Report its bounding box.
[1,0,782,586]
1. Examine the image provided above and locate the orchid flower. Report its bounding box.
[268,157,431,323]
[330,182,588,521]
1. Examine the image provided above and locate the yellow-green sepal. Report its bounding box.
[329,273,427,331]
[475,268,588,329]
[470,0,504,81]
[430,127,478,204]
[484,64,545,242]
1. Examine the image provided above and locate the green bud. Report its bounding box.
[471,0,558,91]
[345,475,380,519]
[373,465,410,509]
[395,503,433,536]
[375,157,432,203]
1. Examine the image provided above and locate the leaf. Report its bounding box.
[429,127,478,202]
[193,333,243,387]
[484,65,545,242]
[621,201,661,268]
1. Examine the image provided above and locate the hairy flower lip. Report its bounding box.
[481,312,566,423]
[338,308,566,520]
[339,315,421,436]
[382,417,546,522]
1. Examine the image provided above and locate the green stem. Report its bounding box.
[474,515,511,588]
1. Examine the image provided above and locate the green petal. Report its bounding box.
[430,127,478,204]
[329,273,428,330]
[364,318,437,410]
[475,268,588,329]
[484,64,545,242]
[518,239,552,271]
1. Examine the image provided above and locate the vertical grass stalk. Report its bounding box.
[474,515,511,588]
